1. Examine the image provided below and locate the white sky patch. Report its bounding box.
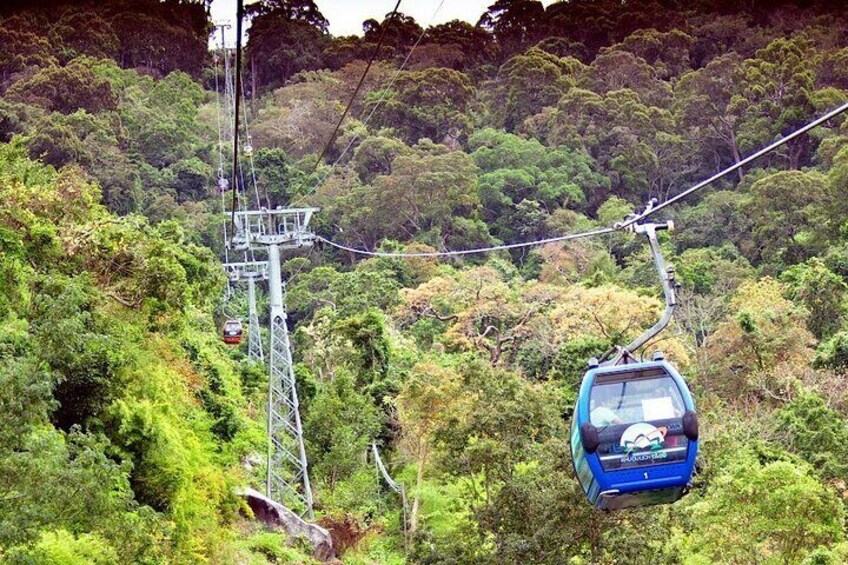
[210,0,556,46]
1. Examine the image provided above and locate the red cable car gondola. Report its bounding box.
[222,319,243,344]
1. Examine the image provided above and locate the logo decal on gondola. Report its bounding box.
[620,423,668,453]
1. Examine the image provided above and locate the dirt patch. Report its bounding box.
[318,514,368,556]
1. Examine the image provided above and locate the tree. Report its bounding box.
[334,309,392,399]
[447,277,555,367]
[396,361,466,532]
[363,12,422,51]
[304,371,381,493]
[487,48,582,131]
[745,170,829,268]
[245,0,329,31]
[109,5,209,77]
[705,278,814,398]
[550,284,665,349]
[424,20,496,66]
[674,191,753,255]
[351,134,409,184]
[612,28,694,80]
[584,49,672,107]
[30,274,126,430]
[116,68,206,170]
[673,245,755,367]
[50,10,120,63]
[399,265,560,366]
[814,331,848,370]
[245,1,329,89]
[469,129,605,242]
[0,24,57,86]
[322,35,372,70]
[404,43,467,72]
[378,67,476,145]
[4,529,118,565]
[328,143,480,250]
[819,47,848,90]
[689,13,770,66]
[678,447,844,564]
[251,146,292,207]
[5,58,117,114]
[477,0,547,56]
[675,245,755,296]
[286,264,402,321]
[544,0,619,54]
[168,157,211,203]
[25,113,93,169]
[533,36,590,62]
[730,35,818,169]
[432,357,562,518]
[535,240,617,287]
[532,88,688,204]
[675,53,745,177]
[776,393,848,481]
[250,62,392,159]
[780,258,847,339]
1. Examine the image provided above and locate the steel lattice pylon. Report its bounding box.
[246,275,264,363]
[226,208,317,517]
[266,243,313,518]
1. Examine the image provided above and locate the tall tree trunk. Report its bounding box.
[729,129,744,181]
[409,446,425,533]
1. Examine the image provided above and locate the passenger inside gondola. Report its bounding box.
[590,391,624,426]
[217,175,229,194]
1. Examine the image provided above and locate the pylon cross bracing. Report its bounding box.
[228,207,317,518]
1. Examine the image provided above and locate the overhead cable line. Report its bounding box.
[220,20,257,264]
[618,99,848,230]
[289,0,447,209]
[304,0,403,180]
[213,44,230,267]
[229,0,245,232]
[317,100,848,259]
[316,228,616,258]
[239,70,264,210]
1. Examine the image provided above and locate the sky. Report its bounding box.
[210,0,556,46]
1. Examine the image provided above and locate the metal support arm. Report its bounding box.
[624,220,676,354]
[603,203,677,365]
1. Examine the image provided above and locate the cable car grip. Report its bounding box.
[604,201,678,365]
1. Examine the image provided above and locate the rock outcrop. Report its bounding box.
[238,487,335,561]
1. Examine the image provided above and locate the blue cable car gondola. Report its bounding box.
[570,212,699,510]
[571,355,699,510]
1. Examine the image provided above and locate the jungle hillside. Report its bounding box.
[2,0,848,563]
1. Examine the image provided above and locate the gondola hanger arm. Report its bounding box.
[604,201,678,366]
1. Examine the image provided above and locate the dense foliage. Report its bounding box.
[3,0,848,563]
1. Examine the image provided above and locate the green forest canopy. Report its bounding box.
[2,0,848,563]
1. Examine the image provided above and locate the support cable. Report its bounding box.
[372,443,401,493]
[302,0,402,181]
[221,22,254,263]
[240,70,265,210]
[317,228,615,258]
[289,0,446,209]
[616,99,848,231]
[229,0,245,232]
[372,443,409,552]
[213,40,230,267]
[316,100,848,259]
